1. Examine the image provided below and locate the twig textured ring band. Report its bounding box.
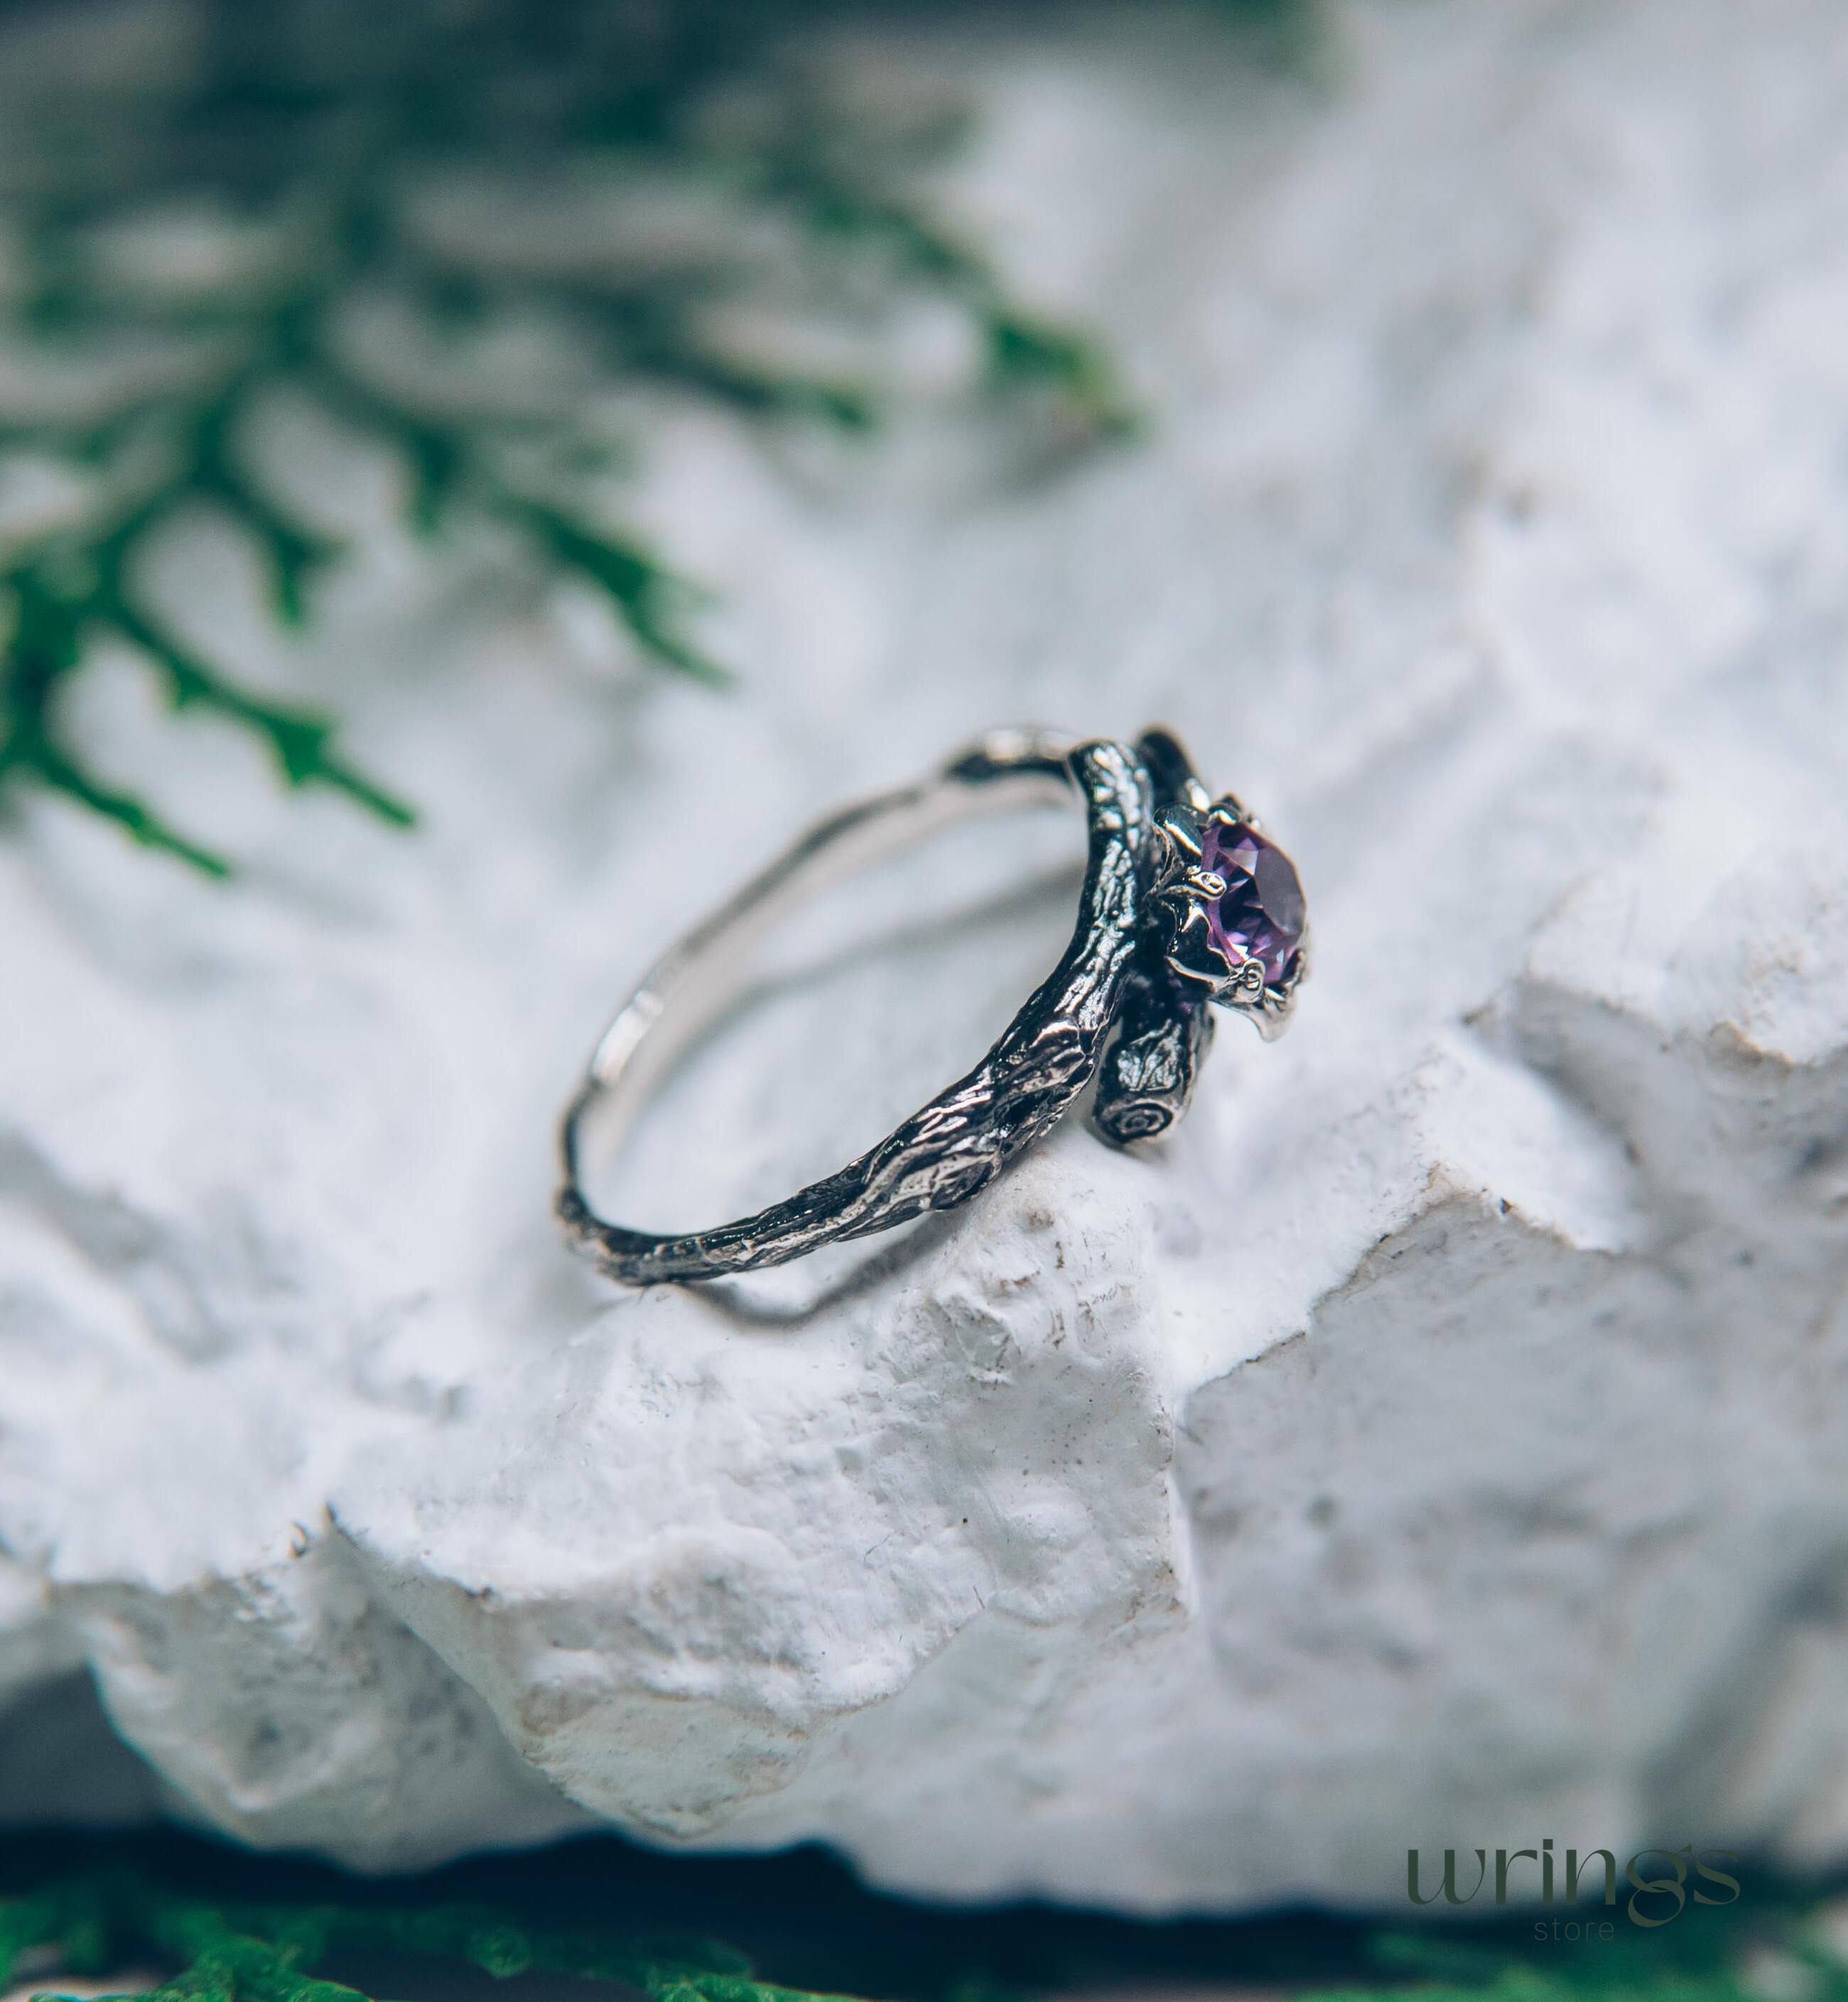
[556,725,1309,1285]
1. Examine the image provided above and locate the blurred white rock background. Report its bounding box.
[4,0,1848,1914]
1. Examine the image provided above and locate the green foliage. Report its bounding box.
[0,0,1132,875]
[0,1871,867,2002]
[4,1848,1845,2002]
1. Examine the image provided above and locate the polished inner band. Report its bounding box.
[558,727,1153,1285]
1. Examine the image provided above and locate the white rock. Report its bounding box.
[0,1554,77,1711]
[5,0,1848,1912]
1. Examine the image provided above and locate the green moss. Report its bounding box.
[1,1872,864,2002]
[4,1844,1845,2002]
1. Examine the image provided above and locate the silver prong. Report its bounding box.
[1249,999,1292,1041]
[1157,812,1203,860]
[1241,931,1310,1040]
[1165,907,1228,989]
[1184,868,1227,899]
[1165,952,1221,990]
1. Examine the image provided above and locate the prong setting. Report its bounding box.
[1156,810,1203,861]
[1152,787,1307,1034]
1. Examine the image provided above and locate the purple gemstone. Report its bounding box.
[1199,818,1304,988]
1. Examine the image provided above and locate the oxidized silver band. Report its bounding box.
[557,725,1307,1286]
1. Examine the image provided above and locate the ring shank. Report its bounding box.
[558,728,1150,1284]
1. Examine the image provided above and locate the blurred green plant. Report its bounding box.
[0,0,1133,876]
[3,1855,1844,2002]
[0,1871,865,2002]
[1332,1906,1848,2002]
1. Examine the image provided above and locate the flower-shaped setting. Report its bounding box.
[1155,796,1309,1040]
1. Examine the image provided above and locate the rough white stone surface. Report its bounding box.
[5,0,1848,1913]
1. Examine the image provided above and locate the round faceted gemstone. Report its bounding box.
[1199,817,1305,987]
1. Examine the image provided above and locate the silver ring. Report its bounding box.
[556,725,1309,1285]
